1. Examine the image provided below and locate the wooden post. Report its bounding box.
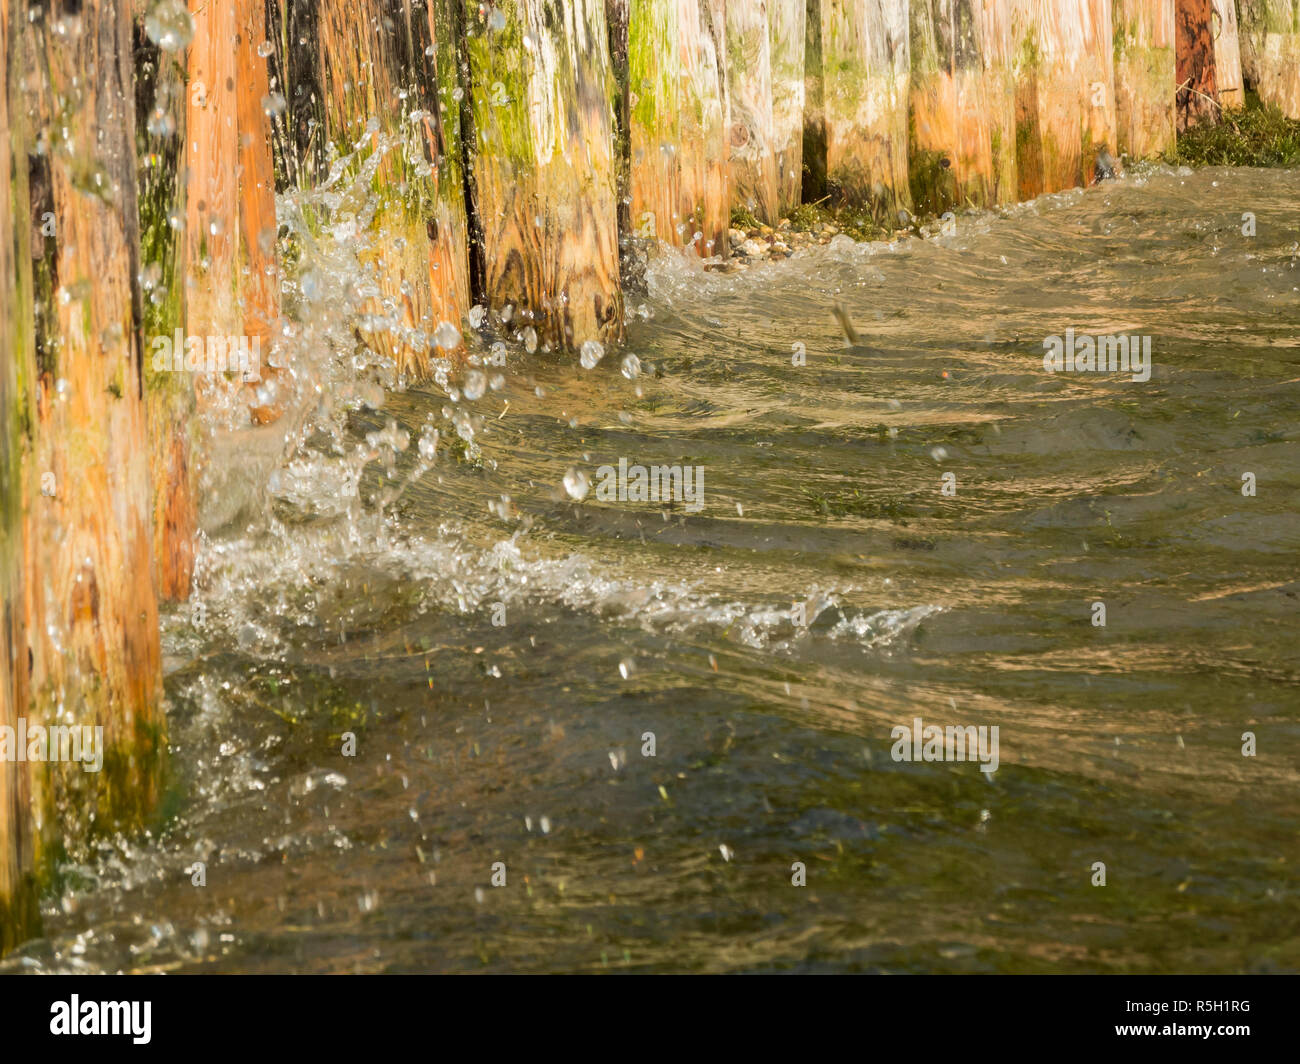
[0,0,38,951]
[769,0,806,214]
[1112,0,1176,160]
[678,0,732,255]
[1210,0,1244,110]
[1175,0,1222,127]
[135,5,196,601]
[802,0,828,201]
[1238,0,1300,118]
[727,0,779,223]
[1012,0,1118,197]
[910,0,1017,213]
[465,0,624,350]
[626,0,682,246]
[21,0,164,862]
[819,0,912,219]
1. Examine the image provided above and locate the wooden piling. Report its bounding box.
[1210,0,1245,110]
[1012,0,1119,197]
[727,0,780,224]
[818,0,912,218]
[1112,0,1176,160]
[909,0,1018,214]
[21,0,164,866]
[1175,0,1223,127]
[0,0,38,950]
[769,0,806,214]
[678,0,732,255]
[464,0,624,350]
[1237,0,1300,118]
[304,0,473,371]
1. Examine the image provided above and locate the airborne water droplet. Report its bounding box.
[434,321,462,350]
[620,354,641,380]
[463,370,486,400]
[563,468,589,501]
[579,340,604,370]
[144,0,194,52]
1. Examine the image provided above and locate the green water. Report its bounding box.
[5,165,1298,973]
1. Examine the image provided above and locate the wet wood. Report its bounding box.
[769,0,806,213]
[819,0,912,218]
[465,0,624,350]
[1113,0,1176,159]
[1238,0,1300,118]
[21,0,164,850]
[802,0,828,200]
[727,0,779,223]
[0,0,38,950]
[309,0,473,371]
[1012,0,1119,197]
[909,0,1017,213]
[678,0,732,255]
[626,0,682,246]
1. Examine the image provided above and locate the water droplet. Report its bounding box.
[144,0,194,52]
[618,658,634,679]
[434,321,462,349]
[146,107,175,138]
[579,340,604,370]
[521,325,538,353]
[463,370,486,400]
[488,7,506,31]
[262,92,287,118]
[563,467,589,501]
[468,304,487,329]
[620,354,640,380]
[929,446,948,462]
[257,40,274,58]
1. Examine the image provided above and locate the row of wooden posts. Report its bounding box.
[1,0,1297,947]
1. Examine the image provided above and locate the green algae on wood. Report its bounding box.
[909,0,1017,213]
[465,0,624,351]
[727,0,780,224]
[9,0,166,951]
[678,0,732,257]
[769,0,806,214]
[818,0,913,219]
[1237,0,1300,119]
[1112,0,1176,159]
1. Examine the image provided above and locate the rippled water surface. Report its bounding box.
[7,165,1299,973]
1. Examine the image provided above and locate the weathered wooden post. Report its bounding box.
[465,0,624,350]
[802,0,828,201]
[1174,0,1223,127]
[1210,0,1245,110]
[769,0,806,214]
[678,0,732,254]
[625,0,682,246]
[1012,0,1118,197]
[20,0,165,877]
[0,0,38,950]
[727,0,779,223]
[1112,0,1176,160]
[135,2,197,600]
[818,0,912,219]
[1238,0,1300,118]
[909,0,1017,213]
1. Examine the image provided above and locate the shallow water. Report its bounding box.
[6,165,1299,974]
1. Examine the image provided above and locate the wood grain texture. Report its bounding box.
[910,0,1017,212]
[1011,0,1118,197]
[1113,0,1176,159]
[1237,0,1300,117]
[0,0,39,951]
[820,0,912,218]
[466,0,624,351]
[678,0,732,255]
[727,0,779,223]
[1175,0,1220,128]
[312,0,473,372]
[1210,0,1244,109]
[22,0,164,857]
[769,0,806,213]
[627,0,682,244]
